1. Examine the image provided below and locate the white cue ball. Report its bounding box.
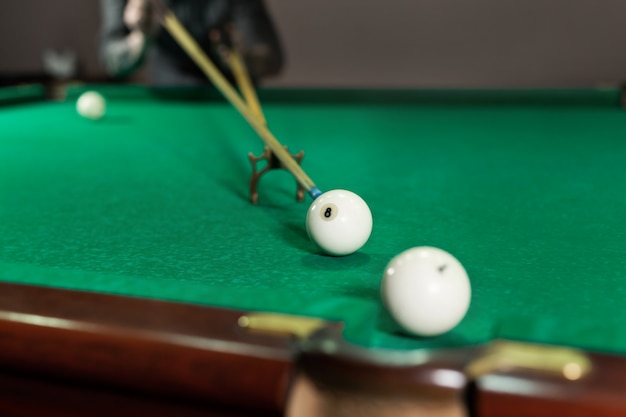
[381,247,471,336]
[76,91,106,120]
[306,189,373,256]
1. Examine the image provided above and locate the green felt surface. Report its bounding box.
[2,85,626,352]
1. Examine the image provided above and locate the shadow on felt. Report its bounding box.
[300,251,371,270]
[101,115,134,125]
[375,308,471,347]
[212,135,252,202]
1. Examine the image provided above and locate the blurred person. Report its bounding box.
[100,0,283,85]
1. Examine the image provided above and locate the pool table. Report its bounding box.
[1,84,626,416]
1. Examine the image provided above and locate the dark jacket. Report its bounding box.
[99,0,283,85]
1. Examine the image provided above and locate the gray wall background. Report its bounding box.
[1,0,626,87]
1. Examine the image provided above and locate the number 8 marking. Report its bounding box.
[320,203,338,221]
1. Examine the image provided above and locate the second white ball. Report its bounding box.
[381,246,471,336]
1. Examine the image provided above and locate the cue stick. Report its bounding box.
[227,47,266,125]
[161,11,322,199]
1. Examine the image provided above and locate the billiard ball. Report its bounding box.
[306,189,373,256]
[76,91,106,120]
[381,247,471,336]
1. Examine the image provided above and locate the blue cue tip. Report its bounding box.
[309,187,323,199]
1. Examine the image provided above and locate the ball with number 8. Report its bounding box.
[306,189,373,256]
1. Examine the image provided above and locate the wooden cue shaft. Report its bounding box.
[161,12,320,197]
[227,48,266,124]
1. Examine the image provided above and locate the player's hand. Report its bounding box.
[124,0,161,37]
